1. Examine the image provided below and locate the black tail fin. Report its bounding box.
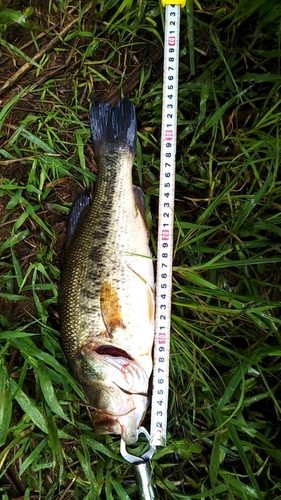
[90,98,136,159]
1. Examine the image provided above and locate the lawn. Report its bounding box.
[1,0,281,498]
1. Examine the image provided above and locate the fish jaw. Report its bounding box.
[73,342,150,444]
[90,393,149,445]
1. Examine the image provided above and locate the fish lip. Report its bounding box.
[91,404,139,419]
[112,381,148,398]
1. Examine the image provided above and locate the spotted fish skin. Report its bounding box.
[60,99,155,444]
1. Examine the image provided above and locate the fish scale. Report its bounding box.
[60,99,155,444]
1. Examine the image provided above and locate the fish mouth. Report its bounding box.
[95,344,148,397]
[76,341,150,443]
[95,344,133,360]
[113,382,148,397]
[90,391,148,445]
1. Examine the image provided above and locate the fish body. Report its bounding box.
[60,99,155,444]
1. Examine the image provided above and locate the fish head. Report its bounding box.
[73,342,150,444]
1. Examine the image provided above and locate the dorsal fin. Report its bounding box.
[65,188,91,249]
[133,185,148,230]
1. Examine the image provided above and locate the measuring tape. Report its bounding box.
[150,0,185,447]
[119,4,185,496]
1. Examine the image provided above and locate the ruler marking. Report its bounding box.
[150,3,181,447]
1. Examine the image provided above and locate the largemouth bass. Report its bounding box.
[60,99,155,444]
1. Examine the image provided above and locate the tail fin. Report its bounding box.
[90,98,136,159]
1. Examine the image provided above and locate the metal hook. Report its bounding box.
[120,426,155,464]
[120,427,159,499]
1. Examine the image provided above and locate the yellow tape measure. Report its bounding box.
[161,0,186,7]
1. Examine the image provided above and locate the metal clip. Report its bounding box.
[120,427,159,500]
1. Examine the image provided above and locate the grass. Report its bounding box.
[1,0,281,498]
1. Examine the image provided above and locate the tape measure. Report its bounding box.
[150,1,185,447]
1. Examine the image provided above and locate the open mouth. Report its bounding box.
[95,345,148,397]
[95,344,133,360]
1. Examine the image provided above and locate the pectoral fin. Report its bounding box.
[127,265,155,324]
[146,285,154,324]
[100,281,126,335]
